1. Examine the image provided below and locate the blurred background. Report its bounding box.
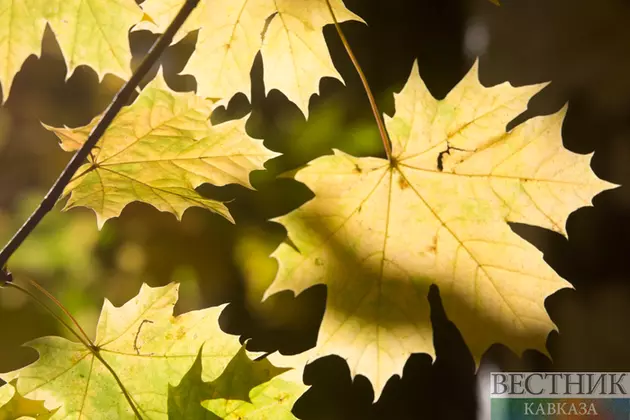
[3,0,630,418]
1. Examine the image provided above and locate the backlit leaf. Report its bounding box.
[169,347,304,420]
[0,381,56,420]
[0,283,304,419]
[0,0,142,101]
[135,0,363,116]
[265,60,616,399]
[45,72,278,228]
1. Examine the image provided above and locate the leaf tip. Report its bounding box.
[95,213,109,231]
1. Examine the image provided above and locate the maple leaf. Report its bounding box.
[0,0,142,101]
[169,347,304,419]
[45,72,278,228]
[135,0,363,116]
[0,380,57,419]
[0,283,305,419]
[265,61,616,399]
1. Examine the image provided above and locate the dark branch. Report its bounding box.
[0,0,201,282]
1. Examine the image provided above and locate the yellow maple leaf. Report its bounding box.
[0,381,57,419]
[135,0,363,116]
[265,61,616,399]
[45,72,279,228]
[0,0,142,101]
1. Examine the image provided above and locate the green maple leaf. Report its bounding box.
[169,347,303,420]
[0,283,305,419]
[45,72,278,228]
[265,61,616,399]
[135,0,363,116]
[0,0,142,101]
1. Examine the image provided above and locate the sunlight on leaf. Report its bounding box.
[170,346,304,419]
[266,60,616,400]
[0,381,57,420]
[45,72,279,228]
[0,0,142,101]
[135,0,363,116]
[0,283,305,419]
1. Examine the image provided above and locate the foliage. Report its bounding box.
[135,0,363,116]
[0,283,304,419]
[170,347,303,419]
[45,72,277,228]
[0,0,612,418]
[0,0,142,101]
[266,61,613,398]
[0,381,56,419]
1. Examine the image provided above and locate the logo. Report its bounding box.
[489,372,630,419]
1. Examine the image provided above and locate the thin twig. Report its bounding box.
[0,0,201,274]
[324,0,392,161]
[0,1,202,418]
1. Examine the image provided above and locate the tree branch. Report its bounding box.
[0,0,201,284]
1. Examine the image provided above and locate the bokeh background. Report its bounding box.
[3,0,630,418]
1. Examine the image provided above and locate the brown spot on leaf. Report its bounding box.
[427,235,438,253]
[398,175,409,190]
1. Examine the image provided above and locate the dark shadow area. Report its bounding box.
[220,285,327,355]
[292,285,478,420]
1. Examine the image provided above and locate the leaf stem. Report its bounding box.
[92,351,145,420]
[24,277,94,347]
[0,0,202,272]
[4,282,92,350]
[324,0,392,161]
[5,282,146,419]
